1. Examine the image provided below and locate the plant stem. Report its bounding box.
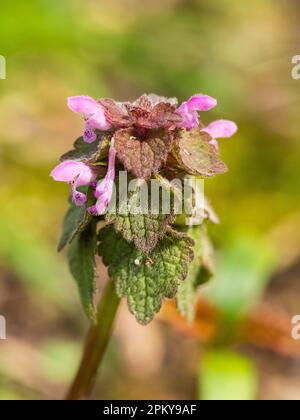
[65,280,120,400]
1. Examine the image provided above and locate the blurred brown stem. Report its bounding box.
[65,280,120,400]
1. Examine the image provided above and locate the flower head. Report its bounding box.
[177,94,217,130]
[99,94,182,134]
[56,93,237,206]
[50,160,97,206]
[88,140,116,216]
[67,96,111,143]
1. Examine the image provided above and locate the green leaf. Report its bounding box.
[57,204,91,252]
[174,129,227,177]
[98,226,194,324]
[68,221,97,320]
[199,349,258,400]
[60,132,111,163]
[114,127,173,179]
[106,178,176,253]
[177,225,215,321]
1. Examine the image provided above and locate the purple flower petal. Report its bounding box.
[185,94,217,111]
[88,108,111,131]
[203,120,238,139]
[177,94,217,130]
[83,124,97,143]
[88,141,116,216]
[50,160,96,186]
[87,204,99,216]
[67,96,99,116]
[71,187,87,207]
[176,103,199,130]
[50,160,98,207]
[68,95,112,140]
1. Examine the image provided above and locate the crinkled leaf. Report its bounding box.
[60,132,111,163]
[68,221,97,320]
[174,129,227,177]
[133,94,178,109]
[106,178,176,253]
[114,128,173,179]
[100,96,180,130]
[132,94,153,110]
[129,102,182,130]
[177,225,215,321]
[147,102,182,129]
[58,204,91,252]
[99,99,131,128]
[98,226,194,324]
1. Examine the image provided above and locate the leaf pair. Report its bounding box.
[98,225,194,324]
[99,95,181,130]
[63,212,215,324]
[115,127,227,181]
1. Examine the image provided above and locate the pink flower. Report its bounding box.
[50,160,97,206]
[67,96,111,143]
[202,119,238,149]
[88,141,116,216]
[177,94,217,130]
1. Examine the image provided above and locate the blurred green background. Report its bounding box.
[1,0,300,400]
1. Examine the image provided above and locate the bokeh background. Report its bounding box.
[1,0,300,400]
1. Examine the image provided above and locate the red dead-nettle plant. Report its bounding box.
[51,93,237,399]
